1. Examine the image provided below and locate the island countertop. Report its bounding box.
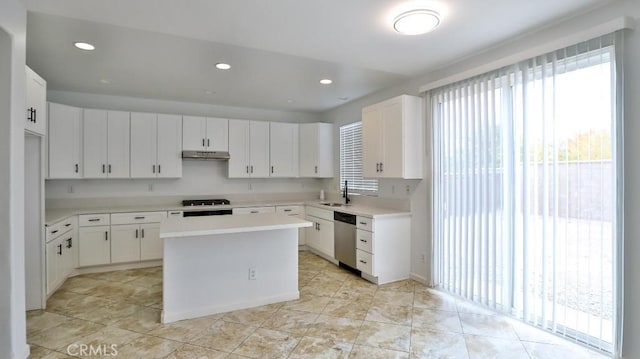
[160,213,312,238]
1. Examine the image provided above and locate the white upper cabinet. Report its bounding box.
[362,95,423,179]
[228,120,270,178]
[299,123,333,178]
[269,122,299,177]
[25,66,47,136]
[130,113,183,178]
[48,103,83,179]
[182,116,228,152]
[83,109,130,178]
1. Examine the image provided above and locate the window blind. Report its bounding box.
[340,122,378,193]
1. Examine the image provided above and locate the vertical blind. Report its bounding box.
[340,122,378,192]
[431,33,622,355]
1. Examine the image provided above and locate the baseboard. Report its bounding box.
[13,344,30,359]
[72,260,163,276]
[410,273,428,285]
[161,291,300,323]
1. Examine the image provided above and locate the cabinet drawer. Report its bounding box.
[78,214,110,227]
[356,249,374,275]
[276,205,303,215]
[356,229,374,254]
[111,211,167,225]
[232,206,276,215]
[46,217,75,242]
[356,216,374,231]
[306,206,333,221]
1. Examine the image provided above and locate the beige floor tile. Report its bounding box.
[27,311,72,337]
[57,276,106,295]
[283,294,331,313]
[322,298,371,320]
[348,345,409,359]
[189,320,257,352]
[508,319,566,345]
[306,315,363,343]
[288,337,353,359]
[372,290,414,306]
[65,326,142,356]
[299,269,320,283]
[260,308,319,335]
[128,274,163,288]
[410,327,469,359]
[365,303,412,326]
[164,343,228,359]
[41,351,74,359]
[126,284,163,307]
[232,328,300,358]
[522,341,593,359]
[378,279,416,293]
[88,281,138,300]
[45,291,108,317]
[413,290,458,312]
[412,308,462,333]
[355,321,411,352]
[83,269,142,283]
[111,306,161,333]
[333,282,377,301]
[72,300,141,325]
[301,277,343,297]
[464,334,529,359]
[28,318,104,350]
[113,335,182,358]
[459,312,519,340]
[147,315,221,342]
[456,299,499,316]
[222,304,281,326]
[27,345,54,359]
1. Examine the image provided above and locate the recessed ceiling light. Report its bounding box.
[287,99,295,103]
[204,90,215,95]
[215,63,231,70]
[74,42,95,51]
[393,9,441,35]
[320,79,333,85]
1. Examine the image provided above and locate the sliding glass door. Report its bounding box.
[432,33,621,354]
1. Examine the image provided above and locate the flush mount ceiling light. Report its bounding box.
[74,42,95,51]
[320,79,333,85]
[393,9,441,35]
[215,63,231,70]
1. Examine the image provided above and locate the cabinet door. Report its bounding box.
[157,114,182,178]
[111,224,141,264]
[315,123,334,178]
[380,98,404,178]
[130,112,158,178]
[249,121,270,177]
[107,111,131,178]
[206,117,229,151]
[228,120,250,178]
[270,122,298,177]
[62,234,76,279]
[362,105,382,178]
[45,238,62,295]
[48,103,83,178]
[305,217,319,252]
[82,109,108,178]
[25,67,47,136]
[298,124,318,177]
[78,226,111,267]
[182,115,206,151]
[140,223,162,261]
[316,218,335,258]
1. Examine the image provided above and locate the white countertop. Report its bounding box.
[160,213,312,238]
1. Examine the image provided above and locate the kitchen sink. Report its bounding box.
[321,202,349,207]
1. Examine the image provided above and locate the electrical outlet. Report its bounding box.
[248,267,257,280]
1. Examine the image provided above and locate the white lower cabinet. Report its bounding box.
[110,224,141,264]
[305,207,335,258]
[140,223,162,261]
[45,217,77,296]
[78,225,111,267]
[109,211,167,264]
[355,215,411,284]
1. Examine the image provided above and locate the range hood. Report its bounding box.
[182,151,230,160]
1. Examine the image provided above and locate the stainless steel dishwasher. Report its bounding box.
[334,211,357,269]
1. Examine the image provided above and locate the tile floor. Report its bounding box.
[27,251,608,358]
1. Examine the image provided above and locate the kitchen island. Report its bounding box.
[160,213,312,323]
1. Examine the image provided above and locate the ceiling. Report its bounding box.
[25,0,609,112]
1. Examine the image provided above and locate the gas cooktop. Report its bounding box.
[182,199,231,206]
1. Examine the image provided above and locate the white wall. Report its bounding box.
[321,1,640,357]
[0,0,28,357]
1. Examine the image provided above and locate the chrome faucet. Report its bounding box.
[343,180,351,205]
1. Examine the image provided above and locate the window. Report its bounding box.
[432,33,621,354]
[340,122,378,193]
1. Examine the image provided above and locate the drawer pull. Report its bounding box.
[359,259,368,264]
[359,222,368,225]
[134,216,146,220]
[51,230,58,234]
[170,212,181,215]
[284,209,292,212]
[88,218,101,222]
[250,211,259,214]
[64,223,71,227]
[359,239,368,243]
